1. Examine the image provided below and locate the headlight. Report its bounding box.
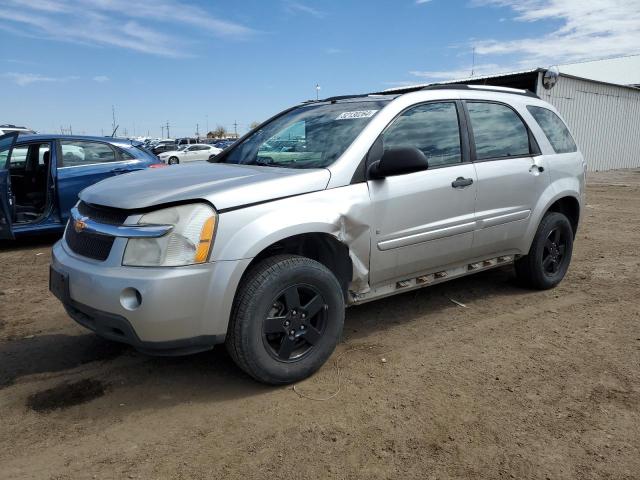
[123,203,217,267]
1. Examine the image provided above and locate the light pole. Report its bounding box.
[316,83,321,100]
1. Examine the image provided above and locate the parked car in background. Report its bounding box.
[0,134,164,238]
[151,143,178,155]
[175,137,199,147]
[158,143,221,164]
[48,85,584,384]
[214,139,236,149]
[0,124,36,136]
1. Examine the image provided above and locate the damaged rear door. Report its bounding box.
[0,132,18,239]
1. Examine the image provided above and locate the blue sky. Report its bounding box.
[2,0,639,138]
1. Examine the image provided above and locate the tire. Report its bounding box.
[168,156,179,165]
[226,254,345,385]
[515,211,574,290]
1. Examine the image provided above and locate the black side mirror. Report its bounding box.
[368,146,429,179]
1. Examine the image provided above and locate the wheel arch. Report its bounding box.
[546,196,580,237]
[239,232,353,297]
[521,187,582,254]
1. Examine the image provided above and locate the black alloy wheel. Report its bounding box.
[515,211,574,290]
[542,227,567,276]
[262,284,328,362]
[226,254,345,384]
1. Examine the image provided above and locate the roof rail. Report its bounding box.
[385,84,540,98]
[303,83,539,105]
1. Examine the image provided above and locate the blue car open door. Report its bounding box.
[0,132,18,239]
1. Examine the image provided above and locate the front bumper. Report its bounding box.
[51,240,251,354]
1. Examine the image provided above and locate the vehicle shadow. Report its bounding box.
[0,332,127,389]
[4,266,536,412]
[0,233,61,252]
[342,266,536,342]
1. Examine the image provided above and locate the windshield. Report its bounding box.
[217,99,390,169]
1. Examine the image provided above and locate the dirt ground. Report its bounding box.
[1,170,639,480]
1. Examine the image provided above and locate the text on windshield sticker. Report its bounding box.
[335,110,379,120]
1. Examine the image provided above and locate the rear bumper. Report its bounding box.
[51,240,251,352]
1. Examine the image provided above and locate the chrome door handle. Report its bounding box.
[452,177,474,188]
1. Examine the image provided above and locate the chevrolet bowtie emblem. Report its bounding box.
[74,217,89,233]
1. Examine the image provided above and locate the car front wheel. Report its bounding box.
[168,156,179,165]
[226,254,345,385]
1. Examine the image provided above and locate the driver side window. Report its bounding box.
[383,102,462,167]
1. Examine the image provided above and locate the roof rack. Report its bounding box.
[304,82,539,105]
[377,84,539,98]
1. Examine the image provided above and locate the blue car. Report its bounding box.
[0,133,163,238]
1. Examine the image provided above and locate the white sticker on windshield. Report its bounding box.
[335,110,378,120]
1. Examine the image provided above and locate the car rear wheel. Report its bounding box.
[226,254,344,385]
[168,156,179,165]
[515,211,574,290]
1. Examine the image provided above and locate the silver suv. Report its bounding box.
[48,85,585,384]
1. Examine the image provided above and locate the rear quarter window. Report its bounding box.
[527,106,577,154]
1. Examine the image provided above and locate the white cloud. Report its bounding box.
[409,63,517,81]
[93,75,109,82]
[416,0,433,4]
[2,72,79,86]
[284,2,326,18]
[471,0,640,65]
[398,0,640,86]
[0,0,256,57]
[325,48,342,54]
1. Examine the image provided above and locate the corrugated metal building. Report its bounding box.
[386,69,640,172]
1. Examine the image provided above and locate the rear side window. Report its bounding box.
[527,106,577,154]
[60,141,116,167]
[467,102,530,160]
[118,148,135,160]
[383,102,462,167]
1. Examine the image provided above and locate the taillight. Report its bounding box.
[149,163,167,169]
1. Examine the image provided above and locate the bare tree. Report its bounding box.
[212,126,227,139]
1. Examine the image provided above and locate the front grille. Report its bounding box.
[77,201,129,225]
[65,227,115,261]
[66,202,131,261]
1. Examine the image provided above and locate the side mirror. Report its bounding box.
[368,146,429,179]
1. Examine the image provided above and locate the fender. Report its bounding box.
[517,176,582,254]
[211,183,374,293]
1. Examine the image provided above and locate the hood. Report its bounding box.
[79,163,331,211]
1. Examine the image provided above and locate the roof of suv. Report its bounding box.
[314,84,539,104]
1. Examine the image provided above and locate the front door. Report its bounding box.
[464,101,550,258]
[0,132,18,239]
[368,101,477,285]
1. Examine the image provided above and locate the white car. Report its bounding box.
[158,144,221,165]
[0,124,36,136]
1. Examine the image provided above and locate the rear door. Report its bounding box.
[181,145,199,162]
[195,145,212,161]
[464,101,550,258]
[0,132,18,238]
[56,139,138,222]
